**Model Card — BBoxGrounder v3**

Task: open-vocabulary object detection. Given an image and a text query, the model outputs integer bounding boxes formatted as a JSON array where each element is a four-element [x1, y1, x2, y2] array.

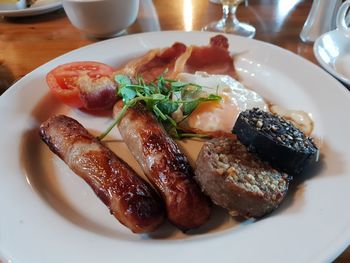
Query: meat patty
[[195, 137, 289, 218]]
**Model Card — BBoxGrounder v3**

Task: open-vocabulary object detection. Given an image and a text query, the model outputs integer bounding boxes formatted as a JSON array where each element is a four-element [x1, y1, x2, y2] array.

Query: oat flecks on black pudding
[[195, 137, 289, 218], [232, 108, 319, 175]]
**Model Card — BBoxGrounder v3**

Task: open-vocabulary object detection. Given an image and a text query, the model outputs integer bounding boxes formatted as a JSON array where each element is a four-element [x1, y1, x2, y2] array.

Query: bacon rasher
[[116, 35, 237, 82]]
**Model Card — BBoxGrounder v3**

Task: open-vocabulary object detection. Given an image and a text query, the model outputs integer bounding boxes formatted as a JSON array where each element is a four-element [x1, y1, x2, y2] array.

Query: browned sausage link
[[115, 102, 211, 230], [39, 115, 164, 233]]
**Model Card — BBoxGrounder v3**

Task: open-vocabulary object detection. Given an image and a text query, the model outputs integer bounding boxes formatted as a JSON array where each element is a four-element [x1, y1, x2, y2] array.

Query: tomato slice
[[46, 61, 115, 108]]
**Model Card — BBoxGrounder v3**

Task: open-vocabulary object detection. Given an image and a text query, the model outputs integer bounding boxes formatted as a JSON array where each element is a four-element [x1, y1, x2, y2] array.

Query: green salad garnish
[[98, 74, 221, 140]]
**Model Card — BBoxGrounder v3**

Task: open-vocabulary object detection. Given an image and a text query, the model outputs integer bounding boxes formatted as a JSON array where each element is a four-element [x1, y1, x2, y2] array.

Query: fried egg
[[176, 72, 269, 134]]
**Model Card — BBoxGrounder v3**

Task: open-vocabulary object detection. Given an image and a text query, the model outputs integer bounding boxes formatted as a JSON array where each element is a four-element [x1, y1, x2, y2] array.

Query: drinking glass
[[203, 0, 255, 38]]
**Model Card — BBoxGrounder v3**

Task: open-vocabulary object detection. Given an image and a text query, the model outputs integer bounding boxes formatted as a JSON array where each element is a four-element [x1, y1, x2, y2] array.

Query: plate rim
[[0, 0, 62, 17]]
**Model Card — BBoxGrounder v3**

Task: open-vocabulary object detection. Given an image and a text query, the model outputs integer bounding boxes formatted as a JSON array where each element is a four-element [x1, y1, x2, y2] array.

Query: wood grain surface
[[0, 0, 348, 261]]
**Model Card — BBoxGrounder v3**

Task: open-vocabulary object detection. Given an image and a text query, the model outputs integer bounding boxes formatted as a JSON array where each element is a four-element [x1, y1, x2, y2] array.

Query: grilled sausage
[[114, 102, 211, 230], [39, 115, 164, 233]]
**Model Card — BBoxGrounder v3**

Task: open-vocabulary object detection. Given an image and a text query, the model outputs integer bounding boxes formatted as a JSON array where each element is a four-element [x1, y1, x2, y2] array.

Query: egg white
[[176, 72, 269, 133]]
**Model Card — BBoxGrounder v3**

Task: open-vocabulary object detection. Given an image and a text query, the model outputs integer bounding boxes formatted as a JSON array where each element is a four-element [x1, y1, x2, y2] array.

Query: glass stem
[[222, 4, 239, 26]]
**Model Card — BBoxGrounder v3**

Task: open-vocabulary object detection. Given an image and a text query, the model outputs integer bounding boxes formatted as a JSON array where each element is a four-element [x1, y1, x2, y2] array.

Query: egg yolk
[[187, 95, 240, 133]]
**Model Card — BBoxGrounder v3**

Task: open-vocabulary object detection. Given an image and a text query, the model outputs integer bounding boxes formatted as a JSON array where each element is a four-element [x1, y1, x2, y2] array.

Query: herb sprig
[[98, 74, 221, 140]]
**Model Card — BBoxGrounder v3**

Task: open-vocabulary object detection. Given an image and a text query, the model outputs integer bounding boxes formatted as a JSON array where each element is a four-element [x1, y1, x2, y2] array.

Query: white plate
[[1, 31, 350, 263], [314, 29, 350, 86], [0, 0, 62, 17], [313, 0, 350, 86]]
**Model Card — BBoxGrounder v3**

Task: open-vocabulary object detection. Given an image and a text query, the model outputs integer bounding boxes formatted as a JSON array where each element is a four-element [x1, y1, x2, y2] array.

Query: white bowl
[[63, 0, 139, 38], [314, 1, 350, 85]]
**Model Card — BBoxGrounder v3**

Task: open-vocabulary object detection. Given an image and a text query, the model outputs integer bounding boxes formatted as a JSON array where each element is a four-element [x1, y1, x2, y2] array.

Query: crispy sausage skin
[[115, 102, 211, 230], [39, 115, 164, 233]]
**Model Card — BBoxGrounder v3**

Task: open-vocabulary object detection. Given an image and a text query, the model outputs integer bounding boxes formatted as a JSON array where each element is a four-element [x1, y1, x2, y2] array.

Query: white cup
[[336, 0, 350, 33], [63, 0, 139, 38]]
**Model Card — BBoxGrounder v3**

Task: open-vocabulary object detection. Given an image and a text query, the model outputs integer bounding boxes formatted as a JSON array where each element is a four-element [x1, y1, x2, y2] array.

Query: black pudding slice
[[232, 108, 319, 175]]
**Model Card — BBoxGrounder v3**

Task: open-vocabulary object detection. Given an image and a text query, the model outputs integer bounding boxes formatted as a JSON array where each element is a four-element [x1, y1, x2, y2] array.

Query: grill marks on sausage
[[141, 131, 191, 176], [128, 103, 192, 177], [115, 102, 211, 230], [39, 115, 164, 233]]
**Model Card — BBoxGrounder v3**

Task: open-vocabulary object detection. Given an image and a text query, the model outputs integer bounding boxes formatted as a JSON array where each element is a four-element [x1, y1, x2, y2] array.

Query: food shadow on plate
[[147, 205, 245, 240], [275, 140, 345, 215]]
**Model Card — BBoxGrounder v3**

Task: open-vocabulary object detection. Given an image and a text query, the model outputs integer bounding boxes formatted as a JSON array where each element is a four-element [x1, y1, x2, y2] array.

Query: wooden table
[[0, 0, 321, 95], [0, 0, 348, 261]]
